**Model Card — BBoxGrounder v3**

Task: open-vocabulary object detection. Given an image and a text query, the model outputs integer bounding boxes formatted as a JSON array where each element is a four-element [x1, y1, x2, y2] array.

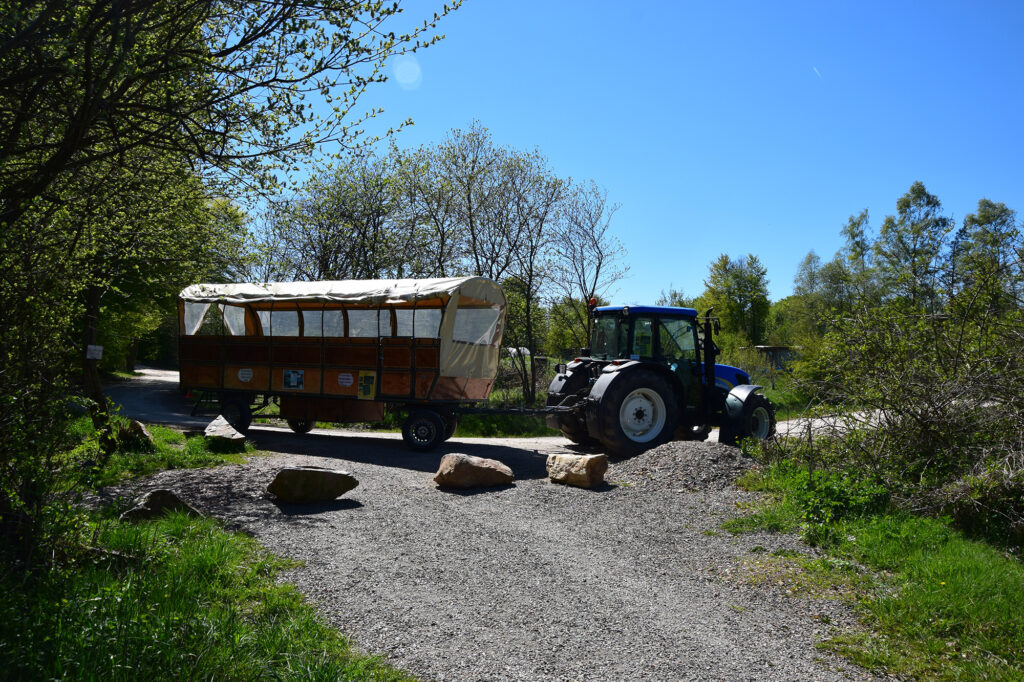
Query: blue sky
[[356, 1, 1024, 304]]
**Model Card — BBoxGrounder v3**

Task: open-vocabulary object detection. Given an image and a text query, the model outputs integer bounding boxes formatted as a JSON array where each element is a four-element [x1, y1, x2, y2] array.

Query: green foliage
[[772, 183, 1024, 542], [0, 514, 414, 681], [699, 253, 771, 345], [1, 0, 462, 566], [729, 459, 1024, 680], [730, 453, 888, 546]]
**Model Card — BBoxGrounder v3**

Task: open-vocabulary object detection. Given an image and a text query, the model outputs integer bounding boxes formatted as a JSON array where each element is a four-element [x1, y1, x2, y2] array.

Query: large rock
[[546, 453, 608, 489], [268, 466, 359, 503], [204, 415, 246, 452], [120, 489, 204, 522], [434, 453, 514, 489]]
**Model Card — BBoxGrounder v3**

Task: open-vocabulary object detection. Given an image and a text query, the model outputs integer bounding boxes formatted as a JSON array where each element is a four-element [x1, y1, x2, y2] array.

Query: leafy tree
[[700, 253, 771, 346], [655, 288, 696, 309], [874, 182, 951, 311], [0, 0, 460, 565], [949, 199, 1022, 316]]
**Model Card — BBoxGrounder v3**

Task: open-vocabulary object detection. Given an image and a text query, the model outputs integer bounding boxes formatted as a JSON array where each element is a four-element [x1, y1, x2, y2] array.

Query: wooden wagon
[[178, 277, 506, 450]]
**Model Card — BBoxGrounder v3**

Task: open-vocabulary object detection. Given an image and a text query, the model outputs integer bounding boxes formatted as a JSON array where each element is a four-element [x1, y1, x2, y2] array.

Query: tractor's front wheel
[[597, 370, 679, 458], [720, 392, 776, 446]]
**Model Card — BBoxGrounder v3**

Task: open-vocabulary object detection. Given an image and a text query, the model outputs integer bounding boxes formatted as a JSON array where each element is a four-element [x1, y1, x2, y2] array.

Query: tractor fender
[[583, 362, 685, 438], [722, 384, 765, 423]]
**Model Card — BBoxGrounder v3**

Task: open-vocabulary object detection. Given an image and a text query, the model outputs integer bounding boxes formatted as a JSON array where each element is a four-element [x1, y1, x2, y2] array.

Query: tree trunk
[[82, 285, 116, 456]]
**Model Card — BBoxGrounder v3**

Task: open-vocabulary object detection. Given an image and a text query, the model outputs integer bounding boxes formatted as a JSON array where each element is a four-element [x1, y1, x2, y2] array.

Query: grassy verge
[[6, 417, 415, 681], [0, 512, 413, 681], [725, 459, 1024, 680]]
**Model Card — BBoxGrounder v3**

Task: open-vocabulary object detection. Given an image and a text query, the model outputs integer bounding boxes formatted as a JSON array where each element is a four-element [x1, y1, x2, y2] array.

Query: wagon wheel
[[219, 395, 252, 433], [286, 418, 314, 434], [441, 412, 458, 441], [402, 409, 446, 452]]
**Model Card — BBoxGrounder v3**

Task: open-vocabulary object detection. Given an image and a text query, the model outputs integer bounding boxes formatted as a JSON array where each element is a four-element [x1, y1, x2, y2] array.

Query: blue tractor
[[545, 305, 776, 457]]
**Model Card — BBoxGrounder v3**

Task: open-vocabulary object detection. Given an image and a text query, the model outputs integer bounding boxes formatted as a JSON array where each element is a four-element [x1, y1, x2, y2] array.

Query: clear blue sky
[[355, 0, 1024, 304]]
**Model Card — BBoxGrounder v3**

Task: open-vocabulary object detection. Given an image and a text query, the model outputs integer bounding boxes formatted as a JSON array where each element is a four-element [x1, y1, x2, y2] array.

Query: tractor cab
[[589, 306, 703, 409]]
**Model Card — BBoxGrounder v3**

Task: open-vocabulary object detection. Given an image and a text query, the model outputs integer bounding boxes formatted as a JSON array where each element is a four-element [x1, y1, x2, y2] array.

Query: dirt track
[[101, 369, 880, 681]]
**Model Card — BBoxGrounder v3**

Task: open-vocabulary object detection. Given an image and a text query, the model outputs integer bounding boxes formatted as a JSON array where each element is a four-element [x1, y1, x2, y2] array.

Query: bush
[[797, 307, 1024, 545]]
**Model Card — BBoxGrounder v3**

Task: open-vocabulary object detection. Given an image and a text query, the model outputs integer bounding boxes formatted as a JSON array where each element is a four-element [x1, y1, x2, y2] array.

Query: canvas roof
[[179, 277, 504, 307]]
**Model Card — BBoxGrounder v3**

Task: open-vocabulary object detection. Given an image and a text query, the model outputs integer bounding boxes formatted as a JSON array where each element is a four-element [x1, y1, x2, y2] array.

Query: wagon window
[[414, 309, 442, 338], [453, 305, 501, 345], [348, 309, 391, 337], [395, 309, 414, 336], [183, 302, 210, 335], [197, 304, 224, 335], [323, 310, 344, 337], [257, 310, 300, 337], [302, 310, 323, 337], [221, 305, 246, 336]]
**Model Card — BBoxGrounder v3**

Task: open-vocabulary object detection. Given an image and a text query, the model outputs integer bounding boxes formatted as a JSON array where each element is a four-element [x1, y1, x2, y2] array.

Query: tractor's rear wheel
[[597, 370, 679, 458], [546, 393, 598, 445]]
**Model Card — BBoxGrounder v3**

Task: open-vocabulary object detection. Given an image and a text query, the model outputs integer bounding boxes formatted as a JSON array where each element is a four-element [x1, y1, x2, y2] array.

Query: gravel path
[[98, 424, 882, 682]]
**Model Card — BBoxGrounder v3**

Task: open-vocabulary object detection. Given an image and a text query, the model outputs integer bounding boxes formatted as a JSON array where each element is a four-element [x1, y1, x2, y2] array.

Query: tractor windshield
[[591, 315, 627, 360]]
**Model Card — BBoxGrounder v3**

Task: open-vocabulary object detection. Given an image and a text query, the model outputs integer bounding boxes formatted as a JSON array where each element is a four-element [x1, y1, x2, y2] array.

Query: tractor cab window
[[658, 317, 697, 362], [591, 315, 627, 359], [631, 318, 654, 358]]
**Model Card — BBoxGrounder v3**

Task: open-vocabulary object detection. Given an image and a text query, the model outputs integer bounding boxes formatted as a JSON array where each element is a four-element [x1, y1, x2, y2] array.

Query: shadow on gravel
[[245, 429, 553, 481], [273, 499, 364, 515], [435, 484, 516, 496]]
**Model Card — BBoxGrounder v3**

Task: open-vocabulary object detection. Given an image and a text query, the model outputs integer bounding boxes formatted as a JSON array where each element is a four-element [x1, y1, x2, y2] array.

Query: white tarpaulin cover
[[179, 277, 500, 306]]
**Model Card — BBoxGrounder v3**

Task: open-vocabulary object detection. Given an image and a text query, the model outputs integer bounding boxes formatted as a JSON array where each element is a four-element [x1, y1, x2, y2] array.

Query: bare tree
[[504, 151, 563, 402], [549, 180, 629, 350]]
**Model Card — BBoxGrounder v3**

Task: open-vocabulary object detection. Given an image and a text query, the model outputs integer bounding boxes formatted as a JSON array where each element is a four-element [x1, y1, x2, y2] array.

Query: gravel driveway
[[100, 417, 881, 681]]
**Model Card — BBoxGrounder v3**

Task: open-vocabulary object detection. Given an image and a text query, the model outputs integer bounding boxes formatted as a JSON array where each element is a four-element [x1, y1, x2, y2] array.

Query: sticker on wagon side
[[357, 371, 376, 400], [337, 372, 354, 387], [283, 369, 304, 390], [237, 368, 253, 383]]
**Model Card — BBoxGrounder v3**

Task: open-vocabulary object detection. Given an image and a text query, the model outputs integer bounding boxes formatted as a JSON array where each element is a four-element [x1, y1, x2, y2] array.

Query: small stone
[[433, 453, 514, 489], [268, 466, 359, 502], [204, 415, 246, 452], [546, 453, 608, 488], [120, 489, 203, 522]]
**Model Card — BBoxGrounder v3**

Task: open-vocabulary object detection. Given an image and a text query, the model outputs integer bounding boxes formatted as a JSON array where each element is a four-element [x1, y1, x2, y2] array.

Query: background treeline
[[247, 121, 628, 404], [769, 182, 1024, 544]]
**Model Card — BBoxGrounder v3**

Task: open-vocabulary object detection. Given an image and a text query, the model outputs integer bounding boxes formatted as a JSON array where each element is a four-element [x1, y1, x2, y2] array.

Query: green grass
[[0, 513, 414, 681], [727, 460, 1024, 680], [63, 416, 249, 488]]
